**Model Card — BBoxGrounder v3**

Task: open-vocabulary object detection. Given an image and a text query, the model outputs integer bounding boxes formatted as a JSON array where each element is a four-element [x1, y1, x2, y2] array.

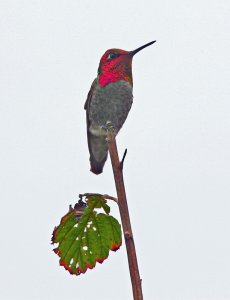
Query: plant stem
[[106, 123, 143, 300]]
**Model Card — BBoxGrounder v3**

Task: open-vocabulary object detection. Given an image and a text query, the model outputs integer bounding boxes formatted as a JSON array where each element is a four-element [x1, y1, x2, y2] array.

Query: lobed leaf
[[52, 194, 121, 275]]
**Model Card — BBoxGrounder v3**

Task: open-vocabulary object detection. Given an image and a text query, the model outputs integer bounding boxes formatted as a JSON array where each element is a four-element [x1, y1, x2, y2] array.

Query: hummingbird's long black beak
[[130, 40, 156, 56]]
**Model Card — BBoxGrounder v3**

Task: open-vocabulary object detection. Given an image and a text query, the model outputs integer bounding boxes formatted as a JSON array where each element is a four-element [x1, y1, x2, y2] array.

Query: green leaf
[[102, 202, 110, 214], [52, 194, 121, 275]]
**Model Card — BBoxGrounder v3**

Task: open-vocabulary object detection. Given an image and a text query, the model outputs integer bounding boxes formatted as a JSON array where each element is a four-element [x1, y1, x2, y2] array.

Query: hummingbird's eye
[[107, 53, 119, 60]]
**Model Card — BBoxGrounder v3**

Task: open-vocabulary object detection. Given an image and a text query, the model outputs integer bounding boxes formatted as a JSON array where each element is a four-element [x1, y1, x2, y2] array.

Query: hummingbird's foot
[[106, 122, 117, 143], [105, 121, 117, 141], [106, 121, 116, 133]]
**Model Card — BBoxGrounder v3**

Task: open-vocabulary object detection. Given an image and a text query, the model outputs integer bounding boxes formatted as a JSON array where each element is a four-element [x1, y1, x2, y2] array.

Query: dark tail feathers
[[90, 154, 108, 175]]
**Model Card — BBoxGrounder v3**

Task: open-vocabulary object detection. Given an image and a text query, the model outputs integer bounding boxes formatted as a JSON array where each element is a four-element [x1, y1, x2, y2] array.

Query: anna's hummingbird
[[84, 41, 156, 174]]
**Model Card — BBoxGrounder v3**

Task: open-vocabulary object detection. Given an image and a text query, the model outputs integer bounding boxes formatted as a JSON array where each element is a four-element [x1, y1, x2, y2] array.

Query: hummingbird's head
[[98, 48, 132, 87], [97, 41, 156, 87]]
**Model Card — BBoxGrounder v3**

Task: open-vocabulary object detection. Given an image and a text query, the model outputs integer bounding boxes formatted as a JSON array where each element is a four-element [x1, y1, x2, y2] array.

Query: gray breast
[[89, 80, 133, 133]]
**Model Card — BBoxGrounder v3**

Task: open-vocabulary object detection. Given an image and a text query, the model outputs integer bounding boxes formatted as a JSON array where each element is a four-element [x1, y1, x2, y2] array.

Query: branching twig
[[120, 148, 127, 170], [106, 121, 143, 300], [79, 193, 118, 203]]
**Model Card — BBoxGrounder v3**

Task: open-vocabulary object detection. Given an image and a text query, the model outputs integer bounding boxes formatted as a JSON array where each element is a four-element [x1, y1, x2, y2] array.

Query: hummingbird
[[84, 41, 156, 174]]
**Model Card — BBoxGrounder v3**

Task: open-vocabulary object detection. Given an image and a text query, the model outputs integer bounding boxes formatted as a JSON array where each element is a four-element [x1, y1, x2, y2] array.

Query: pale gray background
[[0, 1, 229, 299]]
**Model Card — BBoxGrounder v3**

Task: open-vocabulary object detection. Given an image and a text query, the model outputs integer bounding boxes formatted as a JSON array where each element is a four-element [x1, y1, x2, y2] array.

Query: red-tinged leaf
[[52, 194, 121, 275]]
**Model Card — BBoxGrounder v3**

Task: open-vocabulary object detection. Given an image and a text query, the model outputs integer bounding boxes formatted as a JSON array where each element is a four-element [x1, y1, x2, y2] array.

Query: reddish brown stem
[[106, 123, 143, 300]]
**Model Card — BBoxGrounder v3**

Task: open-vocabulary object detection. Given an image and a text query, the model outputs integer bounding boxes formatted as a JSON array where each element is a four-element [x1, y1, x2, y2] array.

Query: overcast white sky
[[0, 1, 230, 299]]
